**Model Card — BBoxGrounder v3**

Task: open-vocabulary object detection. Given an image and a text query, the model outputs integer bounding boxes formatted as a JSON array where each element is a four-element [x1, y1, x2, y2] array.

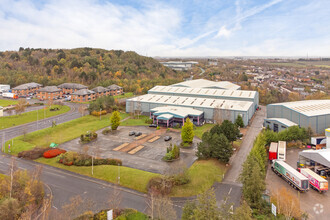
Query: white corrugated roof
[[300, 149, 330, 168], [265, 118, 298, 127], [149, 85, 256, 99], [151, 106, 203, 118], [269, 100, 330, 117], [129, 94, 253, 111], [171, 79, 241, 90]]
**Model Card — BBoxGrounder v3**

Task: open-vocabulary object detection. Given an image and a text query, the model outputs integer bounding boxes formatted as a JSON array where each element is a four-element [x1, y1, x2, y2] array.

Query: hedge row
[[59, 151, 122, 166]]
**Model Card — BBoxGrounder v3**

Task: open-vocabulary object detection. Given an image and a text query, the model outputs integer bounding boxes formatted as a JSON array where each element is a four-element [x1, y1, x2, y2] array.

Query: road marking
[[228, 187, 232, 195], [52, 206, 58, 210]]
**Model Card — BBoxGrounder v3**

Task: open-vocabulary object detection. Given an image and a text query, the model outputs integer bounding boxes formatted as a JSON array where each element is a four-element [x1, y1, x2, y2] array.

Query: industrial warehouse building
[[126, 79, 258, 127], [266, 100, 330, 134]]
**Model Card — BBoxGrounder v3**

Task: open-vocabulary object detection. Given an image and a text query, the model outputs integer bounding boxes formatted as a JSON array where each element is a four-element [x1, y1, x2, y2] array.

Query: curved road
[[0, 103, 266, 219]]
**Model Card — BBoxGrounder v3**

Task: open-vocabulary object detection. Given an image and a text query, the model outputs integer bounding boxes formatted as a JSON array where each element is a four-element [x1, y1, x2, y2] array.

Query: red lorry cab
[[269, 142, 278, 161]]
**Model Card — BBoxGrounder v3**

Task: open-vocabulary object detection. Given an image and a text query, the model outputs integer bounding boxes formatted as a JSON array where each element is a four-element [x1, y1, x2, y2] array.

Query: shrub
[[147, 176, 173, 195], [43, 148, 66, 158], [80, 131, 98, 143], [102, 128, 111, 135], [18, 147, 52, 160], [156, 126, 160, 130], [163, 144, 180, 161], [50, 107, 60, 111], [144, 118, 153, 124]]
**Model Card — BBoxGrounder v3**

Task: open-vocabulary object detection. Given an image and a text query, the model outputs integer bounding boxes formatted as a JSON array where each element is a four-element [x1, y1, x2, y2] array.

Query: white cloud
[[0, 0, 181, 54], [215, 26, 231, 38]]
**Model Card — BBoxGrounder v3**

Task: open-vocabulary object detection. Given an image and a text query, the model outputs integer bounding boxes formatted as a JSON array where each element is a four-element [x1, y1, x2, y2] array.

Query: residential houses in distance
[[7, 82, 123, 102]]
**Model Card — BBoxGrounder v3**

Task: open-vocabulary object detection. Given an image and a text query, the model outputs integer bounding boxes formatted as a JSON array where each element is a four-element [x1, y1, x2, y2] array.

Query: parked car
[[129, 131, 135, 136], [149, 124, 157, 128], [164, 136, 172, 141], [135, 132, 142, 137]]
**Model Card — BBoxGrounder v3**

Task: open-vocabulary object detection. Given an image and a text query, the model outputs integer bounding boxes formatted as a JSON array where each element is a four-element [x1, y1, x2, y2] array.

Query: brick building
[[58, 83, 87, 94], [107, 84, 123, 96], [71, 89, 96, 103], [36, 86, 63, 101], [12, 82, 42, 97], [91, 86, 110, 98]]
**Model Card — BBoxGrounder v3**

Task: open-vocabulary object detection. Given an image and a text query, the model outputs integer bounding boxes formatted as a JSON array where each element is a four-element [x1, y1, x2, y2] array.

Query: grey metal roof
[[129, 94, 253, 111], [92, 86, 109, 93], [58, 83, 87, 90], [268, 100, 330, 117], [107, 84, 122, 90], [149, 85, 257, 100], [38, 86, 61, 93], [13, 82, 42, 90], [72, 89, 95, 96], [171, 79, 241, 90], [300, 149, 330, 168], [264, 118, 298, 127]]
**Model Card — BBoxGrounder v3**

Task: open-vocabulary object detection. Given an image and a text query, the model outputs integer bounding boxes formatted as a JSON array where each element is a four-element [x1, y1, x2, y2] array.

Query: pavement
[[59, 126, 199, 174], [0, 102, 82, 144], [214, 106, 266, 209]]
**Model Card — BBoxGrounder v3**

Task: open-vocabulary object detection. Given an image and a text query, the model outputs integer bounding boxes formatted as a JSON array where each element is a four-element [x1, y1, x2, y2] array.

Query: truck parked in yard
[[277, 141, 286, 161], [272, 160, 309, 192], [2, 92, 18, 99], [269, 142, 278, 161], [298, 168, 328, 193]]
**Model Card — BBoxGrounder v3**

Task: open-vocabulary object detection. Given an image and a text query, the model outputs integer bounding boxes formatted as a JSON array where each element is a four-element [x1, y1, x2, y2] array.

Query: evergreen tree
[[210, 120, 239, 143], [235, 114, 244, 128], [110, 111, 121, 130], [210, 133, 233, 163], [181, 118, 194, 144], [193, 188, 220, 220]]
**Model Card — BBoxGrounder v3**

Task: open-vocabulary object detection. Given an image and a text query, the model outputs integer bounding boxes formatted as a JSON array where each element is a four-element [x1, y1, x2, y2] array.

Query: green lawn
[[35, 157, 159, 193], [114, 92, 134, 99], [4, 113, 130, 155], [194, 123, 215, 139], [120, 115, 149, 126], [0, 105, 70, 130], [0, 99, 18, 107], [170, 159, 226, 197]]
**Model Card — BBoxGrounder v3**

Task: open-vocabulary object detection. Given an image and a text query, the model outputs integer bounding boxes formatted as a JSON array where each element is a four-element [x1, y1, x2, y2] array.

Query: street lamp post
[[118, 164, 120, 185]]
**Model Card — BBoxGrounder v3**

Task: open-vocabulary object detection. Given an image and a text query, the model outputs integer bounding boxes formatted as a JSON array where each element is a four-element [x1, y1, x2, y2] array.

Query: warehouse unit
[[148, 85, 258, 109], [170, 79, 241, 90], [266, 100, 330, 134], [264, 118, 298, 132], [126, 94, 254, 126]]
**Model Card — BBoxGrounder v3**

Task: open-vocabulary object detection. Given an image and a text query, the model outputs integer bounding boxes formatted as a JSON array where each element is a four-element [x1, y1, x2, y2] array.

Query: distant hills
[[0, 48, 185, 94]]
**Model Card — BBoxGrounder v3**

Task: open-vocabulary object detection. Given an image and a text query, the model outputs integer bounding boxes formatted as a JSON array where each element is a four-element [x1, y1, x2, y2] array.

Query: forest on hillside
[[0, 47, 187, 94]]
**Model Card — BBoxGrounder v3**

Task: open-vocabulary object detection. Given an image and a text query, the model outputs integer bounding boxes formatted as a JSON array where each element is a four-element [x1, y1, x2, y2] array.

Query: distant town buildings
[[160, 61, 198, 71]]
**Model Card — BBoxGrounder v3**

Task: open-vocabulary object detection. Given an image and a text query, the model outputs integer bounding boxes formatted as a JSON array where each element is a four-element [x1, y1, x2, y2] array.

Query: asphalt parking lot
[[59, 126, 200, 174], [265, 148, 330, 220]]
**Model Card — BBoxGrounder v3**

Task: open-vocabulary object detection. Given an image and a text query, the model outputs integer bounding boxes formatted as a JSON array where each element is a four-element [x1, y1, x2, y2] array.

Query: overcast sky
[[1, 0, 330, 57]]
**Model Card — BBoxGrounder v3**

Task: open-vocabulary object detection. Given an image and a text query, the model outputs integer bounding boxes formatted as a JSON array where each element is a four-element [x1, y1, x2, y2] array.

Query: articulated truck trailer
[[298, 168, 328, 193], [272, 160, 309, 192]]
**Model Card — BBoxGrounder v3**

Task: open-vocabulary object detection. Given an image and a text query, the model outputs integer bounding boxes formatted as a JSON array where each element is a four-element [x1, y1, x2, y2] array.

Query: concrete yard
[[59, 126, 200, 174], [266, 148, 330, 220]]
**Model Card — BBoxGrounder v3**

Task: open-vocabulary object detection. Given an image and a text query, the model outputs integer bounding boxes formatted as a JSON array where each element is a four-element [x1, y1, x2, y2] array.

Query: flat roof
[[151, 106, 203, 118], [157, 114, 174, 120], [129, 94, 253, 112], [171, 79, 241, 90], [269, 100, 330, 117], [149, 86, 257, 100], [265, 118, 298, 127]]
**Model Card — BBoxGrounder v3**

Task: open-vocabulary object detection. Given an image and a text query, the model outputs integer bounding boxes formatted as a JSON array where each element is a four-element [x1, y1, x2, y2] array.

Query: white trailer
[[277, 141, 286, 161], [299, 168, 328, 193]]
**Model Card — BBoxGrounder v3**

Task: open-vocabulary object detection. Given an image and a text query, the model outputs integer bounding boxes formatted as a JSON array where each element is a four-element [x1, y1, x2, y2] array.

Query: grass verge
[[0, 99, 18, 107], [0, 105, 70, 130], [120, 115, 149, 126], [35, 157, 159, 193], [4, 113, 130, 155], [114, 92, 134, 99], [170, 159, 226, 197], [194, 124, 215, 139]]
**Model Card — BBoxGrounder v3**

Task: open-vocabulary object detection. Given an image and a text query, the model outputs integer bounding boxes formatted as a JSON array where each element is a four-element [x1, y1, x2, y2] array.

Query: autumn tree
[[110, 110, 121, 130], [181, 118, 194, 144], [15, 98, 27, 115], [271, 187, 302, 220]]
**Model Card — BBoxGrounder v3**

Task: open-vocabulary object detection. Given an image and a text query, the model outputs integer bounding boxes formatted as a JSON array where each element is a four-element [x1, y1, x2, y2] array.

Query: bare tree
[[146, 192, 177, 220], [134, 98, 142, 119], [108, 185, 122, 211], [213, 103, 223, 124], [78, 105, 87, 116], [46, 99, 54, 109], [15, 98, 27, 115]]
